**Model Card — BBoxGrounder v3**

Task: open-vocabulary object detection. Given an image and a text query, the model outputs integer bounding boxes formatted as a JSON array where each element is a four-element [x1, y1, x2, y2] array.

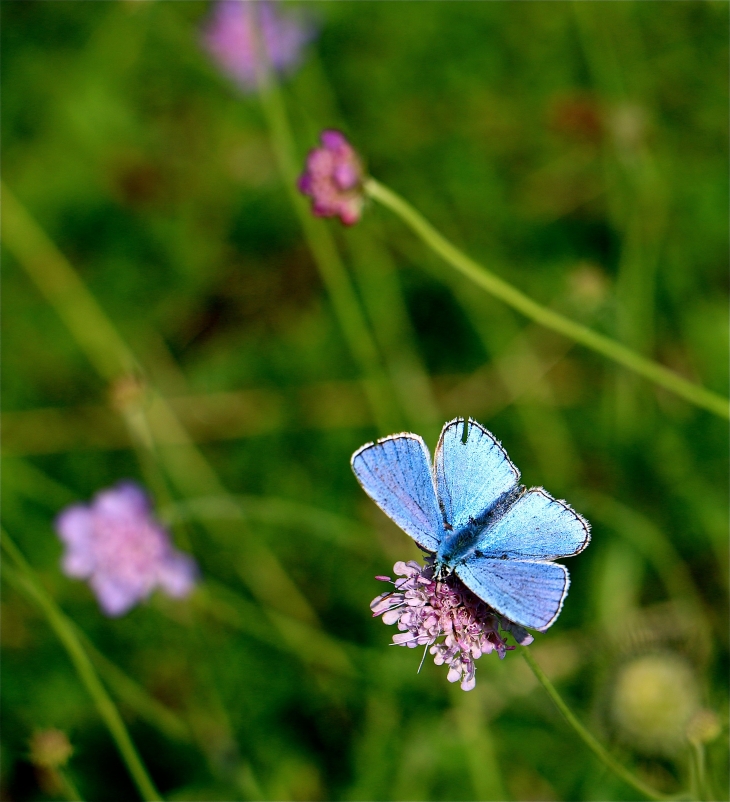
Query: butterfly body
[[435, 523, 481, 574], [352, 417, 590, 632], [435, 483, 526, 571]]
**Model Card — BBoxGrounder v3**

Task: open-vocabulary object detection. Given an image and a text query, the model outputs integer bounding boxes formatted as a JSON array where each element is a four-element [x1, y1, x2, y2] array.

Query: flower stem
[[1, 182, 326, 633], [1, 183, 138, 383], [58, 768, 85, 802], [2, 559, 192, 745], [365, 177, 729, 420], [251, 20, 400, 433], [521, 649, 675, 801], [1, 530, 161, 801], [291, 50, 441, 428]]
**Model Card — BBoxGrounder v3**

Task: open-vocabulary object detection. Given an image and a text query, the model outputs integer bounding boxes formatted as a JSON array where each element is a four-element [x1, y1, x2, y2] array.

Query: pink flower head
[[55, 482, 198, 617], [201, 0, 314, 93], [371, 558, 533, 691], [298, 130, 365, 225]]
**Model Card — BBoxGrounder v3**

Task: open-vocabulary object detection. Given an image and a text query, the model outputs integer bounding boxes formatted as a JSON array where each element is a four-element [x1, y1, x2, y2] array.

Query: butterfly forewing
[[456, 558, 569, 631], [476, 488, 590, 560], [351, 434, 442, 553], [435, 418, 520, 531]]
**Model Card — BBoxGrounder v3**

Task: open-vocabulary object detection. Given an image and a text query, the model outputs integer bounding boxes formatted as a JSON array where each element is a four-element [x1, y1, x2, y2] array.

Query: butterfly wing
[[456, 557, 569, 631], [351, 433, 443, 553], [435, 418, 520, 531], [476, 487, 590, 560]]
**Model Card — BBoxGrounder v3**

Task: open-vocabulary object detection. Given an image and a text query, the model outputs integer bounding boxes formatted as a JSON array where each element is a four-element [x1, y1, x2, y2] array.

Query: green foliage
[[2, 2, 727, 800]]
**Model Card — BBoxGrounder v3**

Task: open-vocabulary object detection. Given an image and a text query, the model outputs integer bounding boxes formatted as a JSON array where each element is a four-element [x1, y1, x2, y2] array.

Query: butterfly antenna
[[461, 418, 470, 444]]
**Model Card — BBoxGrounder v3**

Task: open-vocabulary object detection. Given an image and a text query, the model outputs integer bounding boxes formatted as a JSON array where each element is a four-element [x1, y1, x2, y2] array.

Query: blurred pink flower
[[298, 130, 365, 225], [202, 0, 314, 92], [55, 482, 197, 617], [371, 558, 533, 691]]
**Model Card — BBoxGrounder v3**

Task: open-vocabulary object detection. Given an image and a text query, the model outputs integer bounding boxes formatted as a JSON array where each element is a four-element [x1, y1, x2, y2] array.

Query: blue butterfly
[[351, 417, 590, 632]]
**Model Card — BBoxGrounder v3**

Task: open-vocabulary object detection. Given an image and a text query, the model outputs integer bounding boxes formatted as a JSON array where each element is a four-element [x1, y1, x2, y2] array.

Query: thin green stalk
[[572, 2, 669, 437], [1, 184, 138, 382], [292, 51, 441, 428], [1, 185, 324, 628], [694, 740, 716, 802], [447, 270, 580, 487], [688, 742, 705, 802], [161, 494, 371, 554], [346, 226, 442, 429], [251, 26, 399, 433], [198, 579, 356, 677], [365, 177, 729, 420], [77, 627, 192, 744], [3, 559, 191, 744], [58, 768, 85, 802], [521, 649, 676, 801], [3, 161, 324, 791], [1, 531, 160, 801], [118, 400, 198, 558]]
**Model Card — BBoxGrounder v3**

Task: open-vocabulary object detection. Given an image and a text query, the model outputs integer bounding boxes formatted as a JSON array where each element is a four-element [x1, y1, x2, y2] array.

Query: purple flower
[[298, 130, 365, 226], [201, 0, 314, 93], [55, 482, 197, 617], [371, 558, 533, 691]]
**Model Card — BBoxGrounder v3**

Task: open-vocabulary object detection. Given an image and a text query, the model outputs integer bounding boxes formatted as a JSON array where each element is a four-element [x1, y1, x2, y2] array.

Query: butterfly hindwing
[[435, 418, 520, 531], [476, 487, 590, 560], [456, 557, 569, 631], [351, 434, 442, 553]]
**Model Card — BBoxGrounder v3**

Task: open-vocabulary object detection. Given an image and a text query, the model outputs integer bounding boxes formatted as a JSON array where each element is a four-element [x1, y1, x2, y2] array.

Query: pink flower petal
[[371, 556, 533, 691], [382, 609, 401, 626], [54, 482, 198, 617], [91, 574, 143, 618], [157, 553, 197, 599], [298, 130, 364, 225], [55, 505, 95, 578]]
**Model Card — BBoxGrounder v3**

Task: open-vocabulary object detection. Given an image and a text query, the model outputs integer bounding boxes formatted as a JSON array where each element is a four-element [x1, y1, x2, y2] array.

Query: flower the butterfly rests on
[[352, 417, 590, 689], [371, 558, 534, 691]]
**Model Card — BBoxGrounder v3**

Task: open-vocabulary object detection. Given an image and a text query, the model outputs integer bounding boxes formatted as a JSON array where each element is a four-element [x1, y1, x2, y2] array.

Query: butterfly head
[[432, 557, 455, 581]]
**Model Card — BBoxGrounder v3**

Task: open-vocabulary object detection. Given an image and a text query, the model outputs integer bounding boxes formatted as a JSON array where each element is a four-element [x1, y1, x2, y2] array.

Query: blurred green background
[[2, 2, 728, 800]]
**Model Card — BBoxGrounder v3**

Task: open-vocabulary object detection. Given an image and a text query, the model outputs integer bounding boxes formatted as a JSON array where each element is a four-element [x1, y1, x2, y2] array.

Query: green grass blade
[[1, 532, 161, 802], [522, 649, 683, 801], [365, 177, 729, 420]]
